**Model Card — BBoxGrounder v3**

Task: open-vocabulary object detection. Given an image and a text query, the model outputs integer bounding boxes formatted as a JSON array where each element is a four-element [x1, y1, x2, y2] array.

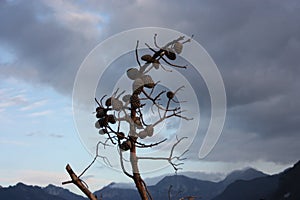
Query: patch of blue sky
[[0, 77, 92, 184], [95, 12, 110, 31], [0, 45, 16, 64]]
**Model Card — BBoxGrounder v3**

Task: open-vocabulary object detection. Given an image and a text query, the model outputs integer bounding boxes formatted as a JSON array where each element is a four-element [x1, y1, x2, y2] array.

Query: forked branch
[[62, 164, 97, 200], [137, 136, 188, 172]]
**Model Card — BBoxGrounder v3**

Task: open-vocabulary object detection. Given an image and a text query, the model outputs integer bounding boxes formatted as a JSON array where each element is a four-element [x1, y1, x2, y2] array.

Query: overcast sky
[[1, 0, 299, 194]]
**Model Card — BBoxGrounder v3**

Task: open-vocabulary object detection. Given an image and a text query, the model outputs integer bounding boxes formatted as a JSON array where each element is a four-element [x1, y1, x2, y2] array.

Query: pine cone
[[111, 98, 123, 111], [127, 68, 140, 80], [141, 75, 155, 88], [173, 42, 183, 54], [145, 125, 154, 137], [138, 130, 147, 139]]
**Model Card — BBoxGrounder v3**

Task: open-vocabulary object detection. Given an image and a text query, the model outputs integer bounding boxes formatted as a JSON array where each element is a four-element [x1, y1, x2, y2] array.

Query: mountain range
[[95, 167, 267, 200], [0, 160, 299, 200]]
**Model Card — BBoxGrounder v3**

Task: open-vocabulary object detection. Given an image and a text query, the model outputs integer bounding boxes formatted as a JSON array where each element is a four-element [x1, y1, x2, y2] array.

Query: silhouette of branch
[[137, 136, 188, 172], [118, 144, 134, 179], [78, 141, 112, 178], [136, 40, 142, 69], [135, 138, 167, 148], [62, 164, 97, 200], [141, 179, 153, 200]]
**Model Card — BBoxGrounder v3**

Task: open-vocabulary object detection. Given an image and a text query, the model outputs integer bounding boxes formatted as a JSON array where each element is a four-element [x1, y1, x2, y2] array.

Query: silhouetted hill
[[111, 171, 225, 189], [43, 184, 87, 200], [220, 167, 267, 186], [271, 161, 300, 200], [1, 162, 297, 200], [0, 183, 86, 200], [94, 182, 138, 200], [213, 175, 279, 200], [0, 183, 66, 200], [213, 161, 300, 200], [150, 175, 218, 199], [94, 167, 267, 200]]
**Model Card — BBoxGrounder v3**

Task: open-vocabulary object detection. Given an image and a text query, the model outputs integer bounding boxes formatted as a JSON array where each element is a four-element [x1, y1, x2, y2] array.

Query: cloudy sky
[[1, 0, 300, 194]]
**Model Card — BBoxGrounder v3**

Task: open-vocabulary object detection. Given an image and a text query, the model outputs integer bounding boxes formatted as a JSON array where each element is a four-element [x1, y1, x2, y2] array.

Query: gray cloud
[[1, 0, 299, 165], [0, 0, 103, 94], [202, 128, 300, 164]]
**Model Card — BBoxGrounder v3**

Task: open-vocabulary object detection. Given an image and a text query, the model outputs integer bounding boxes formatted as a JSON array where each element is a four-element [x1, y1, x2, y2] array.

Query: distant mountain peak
[[43, 184, 86, 200], [212, 160, 300, 200], [16, 182, 27, 187], [107, 182, 117, 187], [156, 174, 199, 186], [221, 167, 267, 185]]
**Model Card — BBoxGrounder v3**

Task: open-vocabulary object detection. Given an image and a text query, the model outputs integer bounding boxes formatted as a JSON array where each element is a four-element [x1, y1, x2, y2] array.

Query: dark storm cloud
[[0, 0, 103, 94], [1, 0, 299, 164], [98, 0, 300, 164], [203, 128, 300, 164]]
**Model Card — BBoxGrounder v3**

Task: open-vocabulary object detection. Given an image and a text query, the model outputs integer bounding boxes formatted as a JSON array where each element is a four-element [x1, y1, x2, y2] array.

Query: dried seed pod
[[95, 121, 101, 129], [174, 42, 183, 54], [127, 68, 140, 80], [138, 130, 147, 139], [105, 97, 112, 107], [167, 91, 175, 99], [119, 139, 132, 151], [153, 60, 160, 69], [107, 114, 116, 124], [111, 98, 123, 111], [141, 54, 153, 62], [96, 107, 106, 118], [141, 75, 155, 88], [130, 94, 141, 109], [145, 125, 154, 137], [122, 94, 131, 103], [117, 132, 125, 140], [98, 118, 108, 128], [132, 78, 144, 94], [165, 48, 176, 60], [99, 129, 107, 135]]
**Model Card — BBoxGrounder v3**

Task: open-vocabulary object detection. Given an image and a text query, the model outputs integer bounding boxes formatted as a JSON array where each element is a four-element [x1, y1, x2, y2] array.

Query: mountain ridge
[[212, 160, 300, 200], [1, 162, 298, 200], [94, 167, 267, 200]]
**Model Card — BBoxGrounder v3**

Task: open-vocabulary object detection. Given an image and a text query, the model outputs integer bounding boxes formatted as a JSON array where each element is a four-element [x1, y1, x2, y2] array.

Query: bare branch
[[137, 136, 188, 172], [62, 164, 97, 200], [118, 146, 134, 179], [136, 40, 142, 69], [135, 138, 167, 148], [153, 33, 160, 49], [141, 179, 153, 200], [78, 141, 112, 178], [161, 56, 187, 69]]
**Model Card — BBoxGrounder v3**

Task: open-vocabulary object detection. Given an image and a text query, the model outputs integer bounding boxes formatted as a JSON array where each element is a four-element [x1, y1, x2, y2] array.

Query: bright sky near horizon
[[1, 0, 300, 195]]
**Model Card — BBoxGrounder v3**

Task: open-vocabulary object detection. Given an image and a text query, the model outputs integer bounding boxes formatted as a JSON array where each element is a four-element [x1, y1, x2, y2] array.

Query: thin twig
[[136, 40, 142, 69], [137, 136, 188, 172], [78, 141, 112, 178]]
